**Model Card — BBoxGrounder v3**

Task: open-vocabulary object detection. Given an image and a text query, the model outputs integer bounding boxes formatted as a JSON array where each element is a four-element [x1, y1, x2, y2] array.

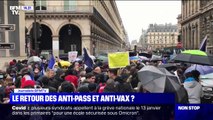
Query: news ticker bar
[[2, 104, 213, 120], [10, 93, 175, 104]]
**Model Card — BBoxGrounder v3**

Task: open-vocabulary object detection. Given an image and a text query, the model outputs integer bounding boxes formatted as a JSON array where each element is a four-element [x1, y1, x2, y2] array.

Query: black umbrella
[[138, 66, 188, 103], [129, 51, 137, 57], [138, 52, 152, 58], [159, 68, 188, 103], [173, 53, 213, 65], [158, 63, 178, 71]]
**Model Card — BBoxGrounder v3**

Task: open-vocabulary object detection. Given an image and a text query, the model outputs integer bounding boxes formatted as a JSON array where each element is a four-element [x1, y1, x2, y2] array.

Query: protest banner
[[68, 51, 78, 62], [108, 52, 129, 68]]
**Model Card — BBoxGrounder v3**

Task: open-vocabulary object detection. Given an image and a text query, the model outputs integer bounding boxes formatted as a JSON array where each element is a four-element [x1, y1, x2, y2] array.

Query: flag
[[173, 49, 177, 56], [162, 57, 167, 64], [169, 49, 177, 62], [83, 48, 94, 69], [172, 49, 177, 58], [48, 54, 55, 69], [41, 63, 46, 75], [199, 35, 207, 52]]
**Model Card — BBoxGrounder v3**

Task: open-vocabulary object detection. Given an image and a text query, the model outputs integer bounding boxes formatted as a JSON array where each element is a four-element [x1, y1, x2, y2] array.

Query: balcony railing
[[25, 5, 93, 14]]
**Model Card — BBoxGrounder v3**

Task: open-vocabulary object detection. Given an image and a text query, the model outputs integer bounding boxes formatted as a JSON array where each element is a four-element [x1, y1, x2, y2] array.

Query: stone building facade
[[180, 0, 201, 50], [138, 29, 147, 50], [145, 23, 178, 50], [180, 0, 213, 54], [0, 0, 25, 57], [24, 0, 127, 57]]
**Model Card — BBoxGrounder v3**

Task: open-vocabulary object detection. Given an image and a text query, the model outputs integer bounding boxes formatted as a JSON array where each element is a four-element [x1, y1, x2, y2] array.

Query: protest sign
[[108, 52, 129, 68], [68, 51, 78, 62]]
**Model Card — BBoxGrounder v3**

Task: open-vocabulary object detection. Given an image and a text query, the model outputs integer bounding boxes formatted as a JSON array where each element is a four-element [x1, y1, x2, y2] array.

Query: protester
[[58, 81, 75, 93], [103, 79, 118, 93], [114, 76, 133, 92], [175, 68, 185, 84], [0, 54, 208, 104], [93, 65, 102, 74], [191, 70, 201, 82], [40, 76, 57, 92], [77, 72, 96, 92], [20, 67, 34, 88], [96, 73, 107, 93], [49, 69, 65, 91], [88, 83, 97, 93], [108, 68, 118, 80], [128, 66, 139, 89], [33, 66, 42, 81], [37, 68, 55, 86], [183, 72, 203, 103], [64, 69, 79, 88], [0, 80, 5, 103]]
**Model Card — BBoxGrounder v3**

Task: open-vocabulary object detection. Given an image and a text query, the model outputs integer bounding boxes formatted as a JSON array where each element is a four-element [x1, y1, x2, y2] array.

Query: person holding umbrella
[[183, 71, 203, 104], [191, 70, 201, 82]]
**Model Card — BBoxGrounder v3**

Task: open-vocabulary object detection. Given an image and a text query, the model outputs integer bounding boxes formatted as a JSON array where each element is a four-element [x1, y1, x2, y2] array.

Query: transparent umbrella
[[27, 56, 42, 64]]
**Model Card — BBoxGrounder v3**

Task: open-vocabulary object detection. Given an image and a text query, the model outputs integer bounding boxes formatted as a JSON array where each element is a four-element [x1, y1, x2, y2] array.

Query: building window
[[36, 0, 47, 10], [64, 0, 77, 11]]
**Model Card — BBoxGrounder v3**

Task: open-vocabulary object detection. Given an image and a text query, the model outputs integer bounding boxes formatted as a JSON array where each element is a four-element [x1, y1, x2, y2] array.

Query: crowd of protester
[[0, 55, 204, 104]]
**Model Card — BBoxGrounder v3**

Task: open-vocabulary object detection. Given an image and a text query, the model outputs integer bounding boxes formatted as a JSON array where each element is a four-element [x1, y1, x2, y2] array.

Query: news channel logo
[[9, 6, 34, 15]]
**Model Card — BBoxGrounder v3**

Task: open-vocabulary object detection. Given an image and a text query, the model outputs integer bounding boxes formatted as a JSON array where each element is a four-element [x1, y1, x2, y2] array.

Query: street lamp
[[33, 0, 39, 56]]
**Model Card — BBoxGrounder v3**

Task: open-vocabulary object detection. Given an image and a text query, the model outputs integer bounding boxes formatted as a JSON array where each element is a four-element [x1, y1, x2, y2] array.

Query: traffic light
[[32, 22, 42, 39]]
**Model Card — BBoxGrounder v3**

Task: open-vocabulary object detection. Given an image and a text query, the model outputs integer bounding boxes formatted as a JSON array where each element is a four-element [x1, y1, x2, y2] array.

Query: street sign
[[0, 24, 15, 31], [0, 43, 15, 50]]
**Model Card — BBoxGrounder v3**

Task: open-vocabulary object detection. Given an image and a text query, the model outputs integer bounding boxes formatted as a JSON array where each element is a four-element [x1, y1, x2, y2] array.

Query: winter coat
[[77, 81, 90, 92], [0, 86, 5, 103], [49, 69, 65, 91], [115, 77, 133, 92], [49, 77, 64, 91], [183, 77, 203, 104]]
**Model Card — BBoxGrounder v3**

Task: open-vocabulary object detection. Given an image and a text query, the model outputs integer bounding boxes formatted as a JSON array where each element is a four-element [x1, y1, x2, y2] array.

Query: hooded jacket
[[183, 77, 203, 103], [49, 69, 65, 91]]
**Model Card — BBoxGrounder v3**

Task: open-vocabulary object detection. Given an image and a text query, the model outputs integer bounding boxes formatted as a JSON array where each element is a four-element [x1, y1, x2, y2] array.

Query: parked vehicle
[[200, 73, 213, 103]]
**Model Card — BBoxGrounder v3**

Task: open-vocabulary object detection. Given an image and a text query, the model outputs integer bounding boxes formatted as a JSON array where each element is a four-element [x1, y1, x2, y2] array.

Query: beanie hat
[[21, 80, 35, 88], [9, 61, 15, 66], [65, 75, 78, 88]]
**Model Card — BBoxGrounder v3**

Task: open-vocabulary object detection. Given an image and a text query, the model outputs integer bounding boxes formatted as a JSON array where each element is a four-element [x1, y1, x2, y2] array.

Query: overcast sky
[[116, 1, 181, 42]]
